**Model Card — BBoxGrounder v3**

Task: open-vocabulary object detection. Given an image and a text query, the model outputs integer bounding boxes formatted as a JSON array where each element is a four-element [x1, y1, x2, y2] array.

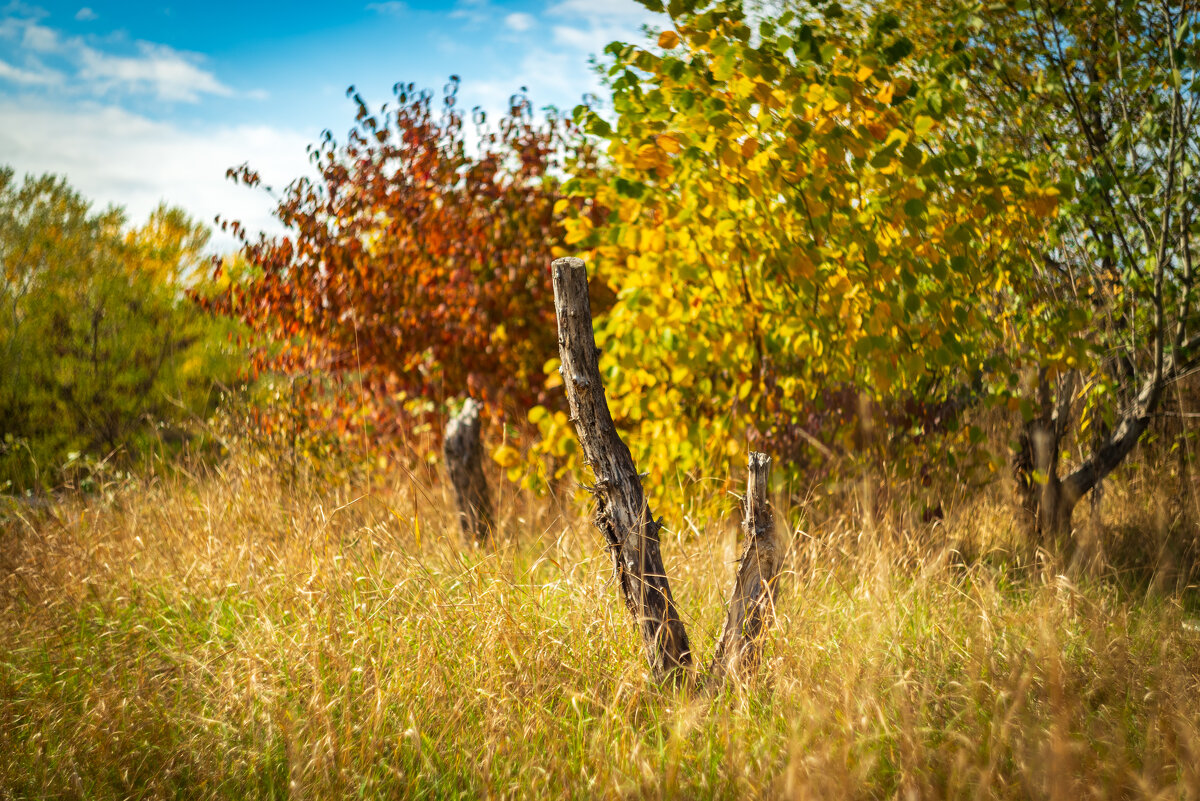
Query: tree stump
[[443, 398, 493, 544], [551, 257, 693, 684], [709, 452, 781, 687]]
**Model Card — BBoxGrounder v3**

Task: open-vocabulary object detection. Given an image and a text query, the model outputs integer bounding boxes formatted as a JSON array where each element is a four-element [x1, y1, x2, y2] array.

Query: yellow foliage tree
[[523, 2, 1059, 511]]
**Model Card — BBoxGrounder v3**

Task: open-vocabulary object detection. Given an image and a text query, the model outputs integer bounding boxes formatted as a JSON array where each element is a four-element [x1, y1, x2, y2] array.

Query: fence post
[[551, 257, 693, 684], [709, 452, 781, 687], [444, 398, 493, 543]]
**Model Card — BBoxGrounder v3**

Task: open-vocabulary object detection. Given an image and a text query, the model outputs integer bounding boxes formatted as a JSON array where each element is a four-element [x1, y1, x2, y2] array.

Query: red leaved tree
[[210, 79, 597, 448]]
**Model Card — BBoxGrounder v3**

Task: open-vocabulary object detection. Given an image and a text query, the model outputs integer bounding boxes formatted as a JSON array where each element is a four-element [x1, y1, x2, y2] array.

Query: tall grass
[[2, 449, 1199, 799]]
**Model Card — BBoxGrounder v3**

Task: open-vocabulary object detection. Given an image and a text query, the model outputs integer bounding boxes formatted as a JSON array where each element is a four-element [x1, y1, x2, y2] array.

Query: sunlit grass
[[2, 452, 1199, 799]]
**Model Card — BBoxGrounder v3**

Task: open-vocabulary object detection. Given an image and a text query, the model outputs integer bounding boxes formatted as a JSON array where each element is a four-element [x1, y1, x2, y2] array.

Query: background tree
[[215, 81, 600, 451], [0, 169, 239, 491], [908, 0, 1200, 545]]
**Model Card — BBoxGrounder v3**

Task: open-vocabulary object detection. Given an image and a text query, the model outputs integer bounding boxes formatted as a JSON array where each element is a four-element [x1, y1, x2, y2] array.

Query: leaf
[[492, 444, 521, 468]]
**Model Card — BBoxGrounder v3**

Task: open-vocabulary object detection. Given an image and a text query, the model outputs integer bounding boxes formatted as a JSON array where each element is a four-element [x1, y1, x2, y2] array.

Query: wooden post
[[443, 398, 493, 544], [551, 257, 693, 684], [709, 452, 781, 687]]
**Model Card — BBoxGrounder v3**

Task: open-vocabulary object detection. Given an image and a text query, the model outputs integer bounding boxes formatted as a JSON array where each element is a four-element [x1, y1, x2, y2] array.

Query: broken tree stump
[[443, 398, 493, 543], [551, 256, 693, 684], [709, 452, 781, 688]]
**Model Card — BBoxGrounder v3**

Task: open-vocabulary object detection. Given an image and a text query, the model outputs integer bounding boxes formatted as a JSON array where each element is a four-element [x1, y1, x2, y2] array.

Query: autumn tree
[[0, 170, 238, 491], [216, 81, 598, 448], [534, 0, 1056, 510]]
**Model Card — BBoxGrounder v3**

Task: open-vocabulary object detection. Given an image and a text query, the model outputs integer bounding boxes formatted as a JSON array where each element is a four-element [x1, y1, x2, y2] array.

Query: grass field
[[2, 452, 1199, 799]]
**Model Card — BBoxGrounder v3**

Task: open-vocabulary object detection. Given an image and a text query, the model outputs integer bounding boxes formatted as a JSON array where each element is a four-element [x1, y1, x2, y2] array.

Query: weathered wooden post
[[443, 398, 493, 543], [551, 257, 693, 684], [709, 451, 781, 687], [551, 256, 785, 690]]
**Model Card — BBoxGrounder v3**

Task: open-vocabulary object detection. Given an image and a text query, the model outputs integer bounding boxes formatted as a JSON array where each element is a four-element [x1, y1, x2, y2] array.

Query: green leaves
[[0, 171, 236, 490]]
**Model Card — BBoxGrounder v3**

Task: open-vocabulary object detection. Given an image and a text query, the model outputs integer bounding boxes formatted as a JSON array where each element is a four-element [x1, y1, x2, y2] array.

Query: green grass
[[2, 456, 1199, 799]]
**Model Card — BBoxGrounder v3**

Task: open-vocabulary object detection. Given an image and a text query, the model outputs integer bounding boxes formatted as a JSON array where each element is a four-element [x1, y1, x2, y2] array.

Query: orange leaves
[[656, 134, 682, 155], [217, 80, 596, 446]]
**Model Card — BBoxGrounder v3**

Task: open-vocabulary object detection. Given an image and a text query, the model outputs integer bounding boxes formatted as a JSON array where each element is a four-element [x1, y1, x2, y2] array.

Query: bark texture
[[443, 398, 493, 543], [709, 452, 781, 687], [551, 256, 692, 683], [1012, 369, 1077, 546]]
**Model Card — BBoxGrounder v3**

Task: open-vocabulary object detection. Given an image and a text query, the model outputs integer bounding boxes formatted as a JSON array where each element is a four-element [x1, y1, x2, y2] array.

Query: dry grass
[[2, 451, 1199, 800]]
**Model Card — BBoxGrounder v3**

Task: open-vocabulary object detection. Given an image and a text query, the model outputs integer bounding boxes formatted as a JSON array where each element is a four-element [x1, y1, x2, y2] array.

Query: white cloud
[[0, 12, 240, 103], [74, 7, 97, 22], [450, 0, 490, 26], [0, 55, 58, 85], [550, 22, 628, 56], [543, 0, 659, 61], [78, 41, 234, 102], [504, 12, 535, 32], [365, 1, 406, 15], [547, 0, 652, 23], [20, 19, 56, 51], [0, 98, 315, 251], [449, 0, 660, 120]]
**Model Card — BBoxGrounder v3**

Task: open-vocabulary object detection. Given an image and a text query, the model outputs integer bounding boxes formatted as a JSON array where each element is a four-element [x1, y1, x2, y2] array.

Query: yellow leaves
[[790, 248, 816, 280], [812, 116, 837, 136], [618, 197, 643, 224], [1028, 186, 1061, 217], [563, 216, 593, 245], [553, 198, 571, 215], [867, 301, 892, 336], [712, 268, 732, 292], [634, 139, 677, 179], [492, 444, 520, 469], [620, 226, 640, 251], [657, 134, 682, 155], [658, 29, 680, 49], [638, 227, 666, 253], [543, 356, 563, 389], [636, 143, 663, 171], [540, 11, 1060, 515]]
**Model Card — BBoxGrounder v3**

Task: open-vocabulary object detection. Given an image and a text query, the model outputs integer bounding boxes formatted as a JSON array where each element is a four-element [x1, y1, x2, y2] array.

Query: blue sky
[[0, 0, 663, 249]]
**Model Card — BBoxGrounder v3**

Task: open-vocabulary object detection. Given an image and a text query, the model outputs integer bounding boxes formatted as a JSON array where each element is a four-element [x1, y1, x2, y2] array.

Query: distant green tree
[[0, 168, 240, 491], [894, 0, 1200, 544]]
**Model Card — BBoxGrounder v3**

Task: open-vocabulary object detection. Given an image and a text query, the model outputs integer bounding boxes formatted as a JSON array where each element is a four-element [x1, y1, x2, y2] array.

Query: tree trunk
[[551, 257, 693, 684], [1013, 417, 1077, 547], [443, 398, 493, 544], [709, 452, 781, 688], [1013, 370, 1079, 547], [1012, 335, 1200, 554]]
